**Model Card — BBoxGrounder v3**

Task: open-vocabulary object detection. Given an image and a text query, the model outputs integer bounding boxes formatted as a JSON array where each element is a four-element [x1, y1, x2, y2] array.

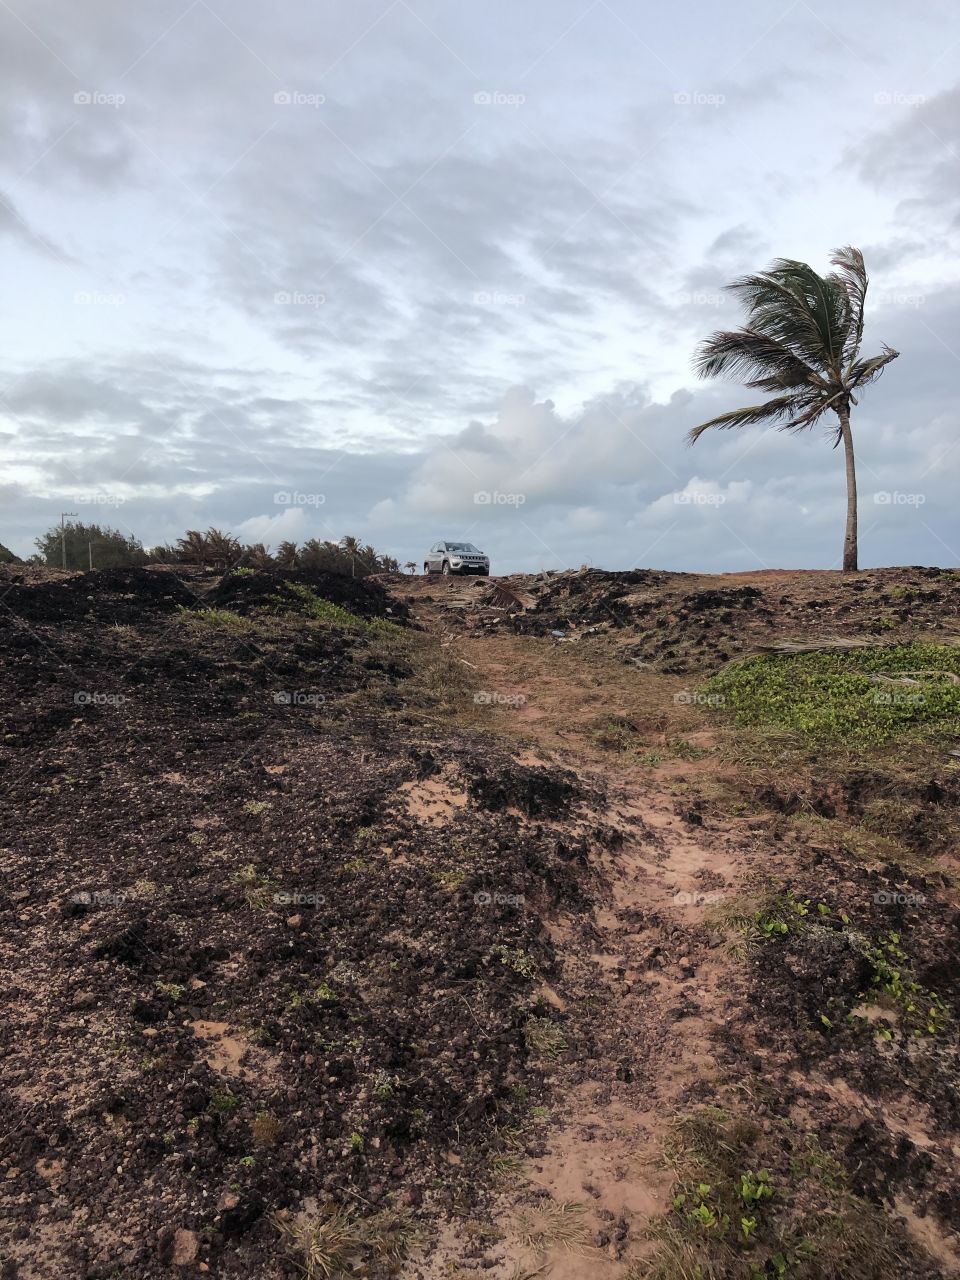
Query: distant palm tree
[[404, 561, 417, 575], [689, 246, 899, 571], [204, 528, 241, 571], [276, 541, 299, 568], [244, 542, 275, 570], [176, 530, 209, 567]]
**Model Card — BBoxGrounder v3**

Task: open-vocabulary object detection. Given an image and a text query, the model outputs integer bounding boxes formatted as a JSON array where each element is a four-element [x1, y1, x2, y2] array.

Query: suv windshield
[[446, 543, 478, 552]]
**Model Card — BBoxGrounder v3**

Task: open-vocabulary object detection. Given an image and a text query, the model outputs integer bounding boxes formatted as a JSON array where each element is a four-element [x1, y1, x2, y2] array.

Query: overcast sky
[[1, 0, 958, 572]]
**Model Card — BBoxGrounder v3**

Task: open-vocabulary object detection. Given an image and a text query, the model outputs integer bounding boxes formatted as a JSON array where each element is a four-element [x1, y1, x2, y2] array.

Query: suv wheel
[[441, 561, 451, 576]]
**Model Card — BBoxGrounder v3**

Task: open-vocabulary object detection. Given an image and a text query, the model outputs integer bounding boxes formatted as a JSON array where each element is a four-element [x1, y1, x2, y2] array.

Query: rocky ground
[[2, 564, 959, 1278]]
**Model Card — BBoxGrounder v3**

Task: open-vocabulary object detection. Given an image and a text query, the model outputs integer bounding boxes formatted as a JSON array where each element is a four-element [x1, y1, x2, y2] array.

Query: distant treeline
[[12, 522, 402, 578]]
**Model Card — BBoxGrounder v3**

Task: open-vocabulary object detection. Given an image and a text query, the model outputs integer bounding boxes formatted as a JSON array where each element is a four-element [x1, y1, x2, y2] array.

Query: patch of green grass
[[176, 605, 254, 630], [637, 1108, 915, 1279], [707, 644, 960, 747]]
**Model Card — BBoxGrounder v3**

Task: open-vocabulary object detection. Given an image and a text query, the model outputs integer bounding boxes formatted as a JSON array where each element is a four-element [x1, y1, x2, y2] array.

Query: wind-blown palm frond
[[829, 245, 868, 364], [847, 344, 900, 389], [687, 393, 830, 442], [694, 327, 826, 389]]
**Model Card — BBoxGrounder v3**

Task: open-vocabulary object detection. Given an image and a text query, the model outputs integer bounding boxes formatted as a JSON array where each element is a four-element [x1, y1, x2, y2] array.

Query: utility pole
[[60, 512, 78, 570], [88, 541, 93, 571]]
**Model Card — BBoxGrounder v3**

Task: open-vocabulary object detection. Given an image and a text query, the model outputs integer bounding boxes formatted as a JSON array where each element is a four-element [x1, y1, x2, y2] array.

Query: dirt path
[[403, 582, 760, 1277]]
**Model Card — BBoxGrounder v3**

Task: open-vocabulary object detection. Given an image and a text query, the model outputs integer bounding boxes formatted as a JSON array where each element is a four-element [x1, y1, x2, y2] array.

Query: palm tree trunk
[[837, 401, 858, 572]]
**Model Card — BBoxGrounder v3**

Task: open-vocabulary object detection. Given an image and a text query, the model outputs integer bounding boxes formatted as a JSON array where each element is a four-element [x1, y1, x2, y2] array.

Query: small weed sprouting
[[494, 945, 536, 978], [371, 1070, 398, 1101], [242, 799, 272, 816], [209, 1088, 239, 1118], [155, 980, 185, 1002]]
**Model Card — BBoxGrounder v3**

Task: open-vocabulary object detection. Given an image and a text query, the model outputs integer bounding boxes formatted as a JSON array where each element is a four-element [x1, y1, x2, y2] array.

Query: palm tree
[[404, 561, 417, 575], [276, 541, 299, 568], [244, 542, 275, 570], [204, 528, 241, 571], [688, 246, 899, 572], [176, 530, 209, 567]]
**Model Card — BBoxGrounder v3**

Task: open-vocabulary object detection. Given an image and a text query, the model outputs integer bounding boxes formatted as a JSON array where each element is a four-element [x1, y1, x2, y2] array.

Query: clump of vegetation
[[495, 946, 536, 979], [712, 890, 950, 1041], [176, 605, 253, 631], [860, 931, 949, 1038], [515, 1199, 591, 1253], [523, 1016, 566, 1059], [274, 1205, 421, 1278], [209, 1088, 239, 1118], [231, 863, 274, 908], [637, 1107, 913, 1279], [707, 644, 960, 746], [250, 1111, 280, 1148]]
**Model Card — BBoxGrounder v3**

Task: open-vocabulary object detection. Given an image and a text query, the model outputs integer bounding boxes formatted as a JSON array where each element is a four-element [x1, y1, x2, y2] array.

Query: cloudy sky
[[1, 0, 958, 572]]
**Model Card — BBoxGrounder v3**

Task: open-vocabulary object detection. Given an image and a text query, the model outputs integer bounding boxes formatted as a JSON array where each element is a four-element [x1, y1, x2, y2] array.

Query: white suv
[[423, 541, 490, 576]]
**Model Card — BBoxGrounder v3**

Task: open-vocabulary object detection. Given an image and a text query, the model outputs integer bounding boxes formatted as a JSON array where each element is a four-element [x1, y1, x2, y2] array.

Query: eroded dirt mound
[[207, 567, 410, 623], [0, 565, 198, 624], [404, 565, 960, 674]]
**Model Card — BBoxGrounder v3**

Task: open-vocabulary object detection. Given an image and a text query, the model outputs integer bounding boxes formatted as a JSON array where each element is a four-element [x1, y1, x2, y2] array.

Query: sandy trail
[[406, 587, 755, 1277]]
